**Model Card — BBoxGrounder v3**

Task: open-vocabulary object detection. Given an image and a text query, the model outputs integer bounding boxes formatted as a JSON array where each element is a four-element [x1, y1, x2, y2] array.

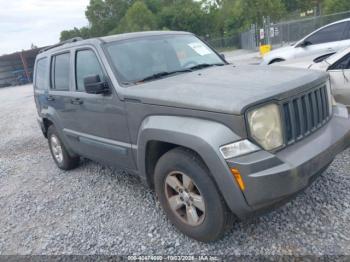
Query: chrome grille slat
[[282, 85, 330, 145]]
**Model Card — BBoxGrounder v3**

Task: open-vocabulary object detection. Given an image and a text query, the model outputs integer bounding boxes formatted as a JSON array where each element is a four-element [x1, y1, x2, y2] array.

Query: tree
[[158, 0, 206, 35], [59, 0, 288, 42], [111, 1, 157, 34], [60, 27, 91, 41], [215, 0, 285, 36], [324, 0, 350, 14], [85, 0, 134, 36]]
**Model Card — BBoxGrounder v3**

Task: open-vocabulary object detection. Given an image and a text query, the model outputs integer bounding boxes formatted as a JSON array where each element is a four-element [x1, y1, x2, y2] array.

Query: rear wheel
[[47, 125, 80, 170], [154, 147, 232, 242]]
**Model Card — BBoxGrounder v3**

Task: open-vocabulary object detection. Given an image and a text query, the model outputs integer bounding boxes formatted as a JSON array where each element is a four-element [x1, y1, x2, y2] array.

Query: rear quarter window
[[35, 58, 48, 90]]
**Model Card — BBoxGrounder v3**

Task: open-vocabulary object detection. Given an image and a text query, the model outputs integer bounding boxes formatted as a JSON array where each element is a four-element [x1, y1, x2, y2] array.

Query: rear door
[[295, 22, 348, 58], [48, 51, 80, 149], [64, 46, 135, 169]]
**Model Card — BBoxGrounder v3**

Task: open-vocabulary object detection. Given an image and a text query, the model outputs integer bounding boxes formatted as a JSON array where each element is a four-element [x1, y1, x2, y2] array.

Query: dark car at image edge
[[33, 31, 350, 242]]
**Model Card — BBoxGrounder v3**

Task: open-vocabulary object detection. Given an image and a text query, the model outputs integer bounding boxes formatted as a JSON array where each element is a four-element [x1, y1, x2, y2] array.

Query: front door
[[63, 47, 135, 170]]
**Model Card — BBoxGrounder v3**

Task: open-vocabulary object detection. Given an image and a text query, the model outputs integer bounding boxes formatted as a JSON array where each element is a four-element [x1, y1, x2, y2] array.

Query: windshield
[[105, 34, 225, 84]]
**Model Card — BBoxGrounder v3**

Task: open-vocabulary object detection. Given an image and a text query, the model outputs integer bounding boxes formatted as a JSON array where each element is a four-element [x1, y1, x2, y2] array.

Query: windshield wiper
[[187, 63, 225, 71], [136, 69, 193, 83]]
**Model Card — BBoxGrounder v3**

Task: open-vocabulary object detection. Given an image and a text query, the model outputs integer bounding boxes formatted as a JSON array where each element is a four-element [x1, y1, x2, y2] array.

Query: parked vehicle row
[[263, 18, 350, 112], [34, 31, 350, 242], [262, 18, 350, 65]]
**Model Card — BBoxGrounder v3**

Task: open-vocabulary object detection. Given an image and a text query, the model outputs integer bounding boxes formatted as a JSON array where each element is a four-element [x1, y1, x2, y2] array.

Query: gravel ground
[[1, 84, 350, 256]]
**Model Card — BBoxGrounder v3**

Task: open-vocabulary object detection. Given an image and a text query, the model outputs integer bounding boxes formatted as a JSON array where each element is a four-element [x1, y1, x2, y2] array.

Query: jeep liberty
[[33, 31, 350, 242]]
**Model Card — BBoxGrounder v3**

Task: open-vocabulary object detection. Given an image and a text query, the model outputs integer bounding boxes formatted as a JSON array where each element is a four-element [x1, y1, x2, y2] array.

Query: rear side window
[[51, 53, 70, 91], [306, 22, 347, 45], [35, 58, 48, 90], [75, 49, 104, 91]]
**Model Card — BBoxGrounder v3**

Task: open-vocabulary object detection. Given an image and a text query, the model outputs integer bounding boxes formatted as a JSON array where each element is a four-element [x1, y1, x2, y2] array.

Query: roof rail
[[39, 37, 83, 53]]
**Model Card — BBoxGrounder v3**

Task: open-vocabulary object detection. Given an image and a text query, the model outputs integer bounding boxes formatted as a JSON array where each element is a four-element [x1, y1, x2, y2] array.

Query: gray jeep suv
[[34, 31, 350, 242]]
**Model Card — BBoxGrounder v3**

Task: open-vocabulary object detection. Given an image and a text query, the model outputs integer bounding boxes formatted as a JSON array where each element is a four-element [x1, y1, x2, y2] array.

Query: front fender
[[137, 115, 253, 218]]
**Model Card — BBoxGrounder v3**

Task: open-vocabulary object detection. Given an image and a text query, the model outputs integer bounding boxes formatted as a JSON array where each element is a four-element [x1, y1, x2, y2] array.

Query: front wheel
[[154, 147, 233, 242]]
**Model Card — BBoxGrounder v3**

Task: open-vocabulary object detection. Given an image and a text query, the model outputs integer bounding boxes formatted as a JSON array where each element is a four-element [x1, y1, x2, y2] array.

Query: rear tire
[[154, 147, 232, 242], [47, 125, 80, 170]]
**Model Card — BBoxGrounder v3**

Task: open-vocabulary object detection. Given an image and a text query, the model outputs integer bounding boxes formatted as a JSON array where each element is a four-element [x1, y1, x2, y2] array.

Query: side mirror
[[298, 40, 312, 48], [220, 53, 226, 60], [84, 75, 109, 94]]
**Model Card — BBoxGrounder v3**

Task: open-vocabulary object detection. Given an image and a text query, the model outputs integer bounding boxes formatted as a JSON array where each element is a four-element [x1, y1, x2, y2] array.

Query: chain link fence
[[241, 10, 350, 50], [205, 34, 241, 51]]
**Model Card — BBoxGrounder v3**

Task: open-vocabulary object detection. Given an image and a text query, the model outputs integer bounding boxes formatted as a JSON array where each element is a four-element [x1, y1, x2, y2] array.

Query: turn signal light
[[231, 168, 245, 191]]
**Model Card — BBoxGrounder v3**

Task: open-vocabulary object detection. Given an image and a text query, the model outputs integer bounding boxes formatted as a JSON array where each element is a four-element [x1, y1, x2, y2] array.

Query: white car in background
[[275, 46, 350, 109], [262, 18, 350, 65]]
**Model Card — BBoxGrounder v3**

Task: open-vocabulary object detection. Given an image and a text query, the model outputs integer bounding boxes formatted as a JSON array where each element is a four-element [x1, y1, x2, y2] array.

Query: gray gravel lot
[[0, 84, 350, 256]]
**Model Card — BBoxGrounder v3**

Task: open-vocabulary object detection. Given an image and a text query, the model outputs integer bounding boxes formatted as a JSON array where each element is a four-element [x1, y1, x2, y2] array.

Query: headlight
[[247, 103, 283, 150]]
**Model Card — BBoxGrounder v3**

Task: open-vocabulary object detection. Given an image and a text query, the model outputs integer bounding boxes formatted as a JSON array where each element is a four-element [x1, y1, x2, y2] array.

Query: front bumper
[[227, 109, 350, 214]]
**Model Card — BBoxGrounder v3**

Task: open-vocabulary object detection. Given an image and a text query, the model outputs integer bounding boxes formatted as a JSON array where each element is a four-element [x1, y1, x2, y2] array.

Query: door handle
[[47, 95, 55, 101], [71, 98, 84, 105]]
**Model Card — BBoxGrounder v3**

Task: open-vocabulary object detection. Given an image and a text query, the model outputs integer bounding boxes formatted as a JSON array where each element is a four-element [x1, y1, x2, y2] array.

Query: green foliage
[[159, 0, 206, 36], [85, 0, 132, 36], [59, 0, 350, 42], [111, 1, 157, 33], [324, 0, 350, 14], [60, 27, 91, 41]]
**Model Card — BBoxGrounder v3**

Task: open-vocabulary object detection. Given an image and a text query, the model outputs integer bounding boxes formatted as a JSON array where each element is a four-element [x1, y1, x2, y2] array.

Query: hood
[[122, 65, 328, 115], [274, 55, 330, 71]]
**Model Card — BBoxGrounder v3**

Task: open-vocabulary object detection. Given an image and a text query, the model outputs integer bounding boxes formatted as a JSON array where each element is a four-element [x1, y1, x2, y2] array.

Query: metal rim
[[50, 135, 63, 163], [164, 171, 206, 226]]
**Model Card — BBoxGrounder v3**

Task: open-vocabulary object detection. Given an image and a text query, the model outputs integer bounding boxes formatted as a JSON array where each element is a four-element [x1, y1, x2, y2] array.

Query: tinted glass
[[52, 53, 70, 91], [306, 22, 347, 45], [106, 35, 224, 84], [76, 50, 104, 91], [35, 58, 48, 90], [345, 22, 350, 39], [333, 54, 350, 70]]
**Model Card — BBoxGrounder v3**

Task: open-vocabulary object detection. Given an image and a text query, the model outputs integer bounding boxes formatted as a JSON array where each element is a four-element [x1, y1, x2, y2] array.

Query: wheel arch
[[268, 58, 285, 65], [136, 115, 253, 218], [42, 118, 54, 137]]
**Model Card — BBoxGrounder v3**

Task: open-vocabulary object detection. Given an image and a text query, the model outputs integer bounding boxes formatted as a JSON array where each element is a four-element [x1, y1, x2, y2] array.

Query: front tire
[[47, 125, 80, 170], [154, 147, 232, 242]]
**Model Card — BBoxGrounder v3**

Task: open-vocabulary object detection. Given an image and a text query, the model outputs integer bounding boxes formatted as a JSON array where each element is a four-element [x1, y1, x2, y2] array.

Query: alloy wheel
[[50, 135, 63, 163], [164, 171, 206, 226]]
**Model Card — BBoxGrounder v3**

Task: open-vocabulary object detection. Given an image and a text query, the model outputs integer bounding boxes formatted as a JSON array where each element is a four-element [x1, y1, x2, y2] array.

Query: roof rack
[[39, 37, 83, 53]]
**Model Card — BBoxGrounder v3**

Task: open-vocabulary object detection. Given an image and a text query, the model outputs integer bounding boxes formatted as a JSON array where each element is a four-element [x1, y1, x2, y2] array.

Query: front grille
[[282, 84, 330, 145]]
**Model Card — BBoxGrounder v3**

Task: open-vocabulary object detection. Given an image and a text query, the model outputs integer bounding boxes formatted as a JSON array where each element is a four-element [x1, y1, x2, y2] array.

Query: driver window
[[305, 22, 347, 45], [75, 49, 104, 92]]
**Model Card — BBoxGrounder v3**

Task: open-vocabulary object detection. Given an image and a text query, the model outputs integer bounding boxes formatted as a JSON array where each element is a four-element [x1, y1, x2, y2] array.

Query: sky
[[0, 0, 89, 55]]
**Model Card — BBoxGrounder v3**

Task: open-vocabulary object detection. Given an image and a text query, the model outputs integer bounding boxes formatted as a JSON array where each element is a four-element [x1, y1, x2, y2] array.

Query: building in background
[[0, 48, 41, 88]]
